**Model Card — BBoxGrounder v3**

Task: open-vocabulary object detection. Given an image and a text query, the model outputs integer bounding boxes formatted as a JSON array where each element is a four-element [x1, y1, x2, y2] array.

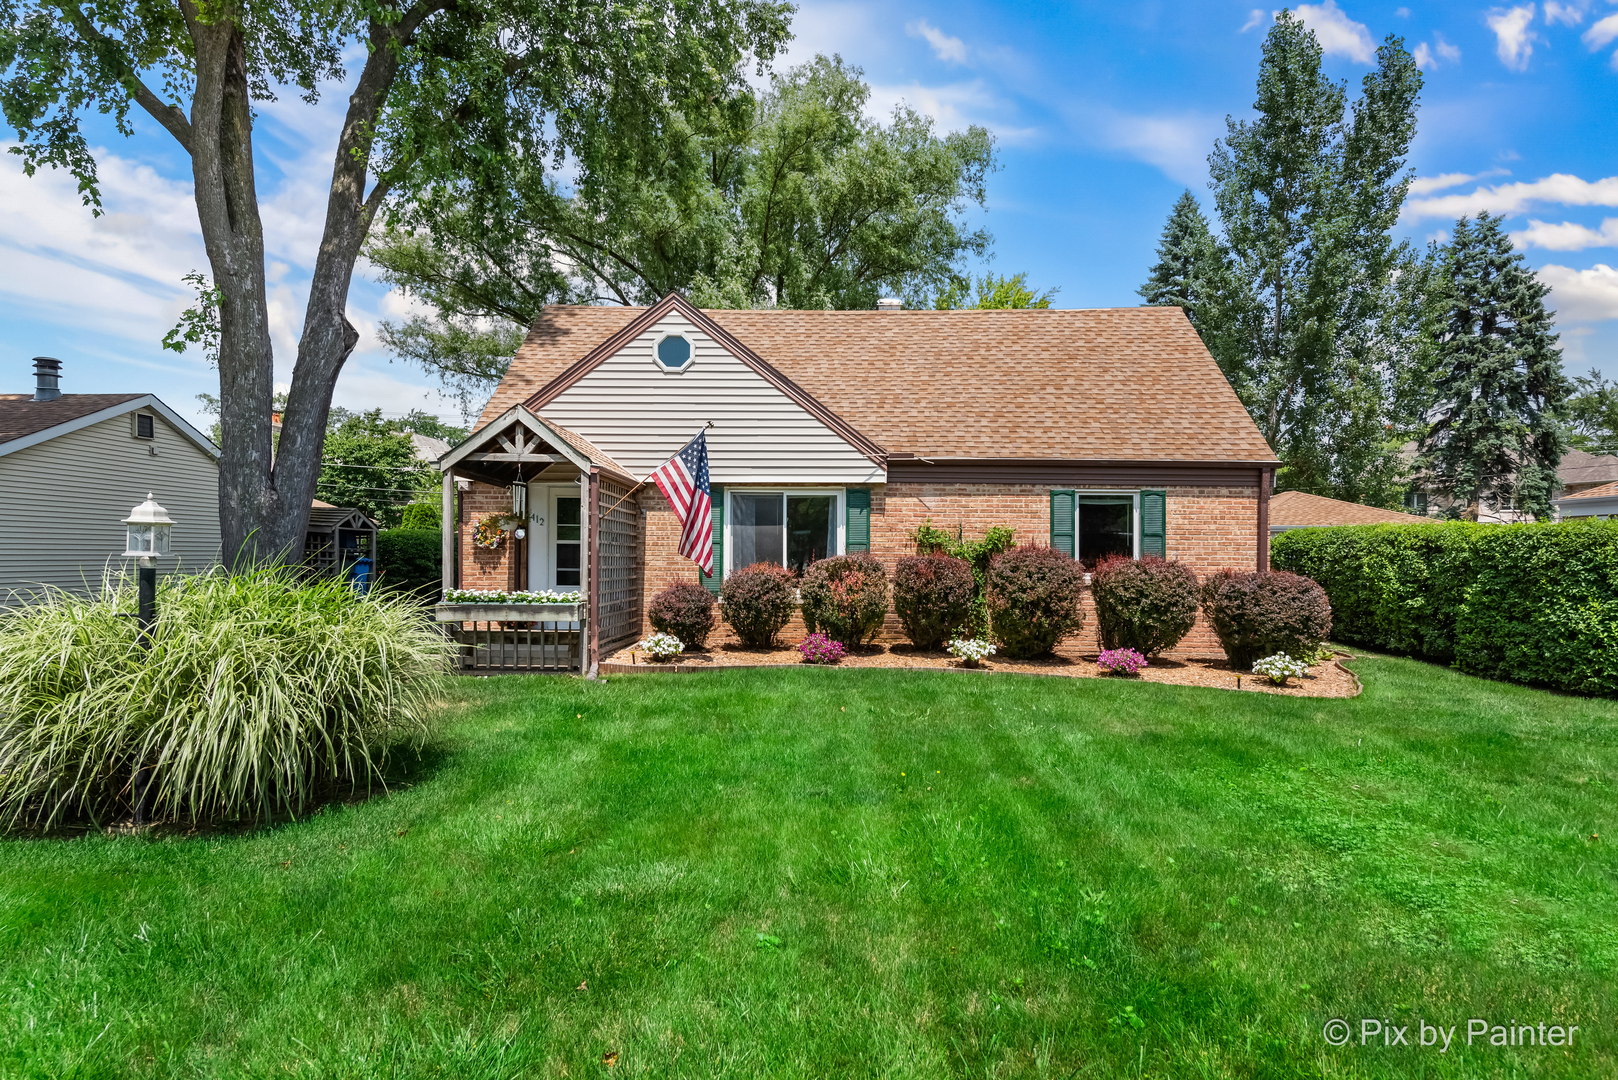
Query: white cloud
[[1538, 263, 1618, 321], [1395, 6, 1411, 16], [1404, 173, 1618, 220], [1435, 34, 1462, 62], [1510, 217, 1618, 250], [866, 79, 1037, 142], [1240, 9, 1266, 32], [1293, 1, 1376, 63], [906, 19, 967, 63], [1583, 12, 1618, 48], [1413, 42, 1434, 67], [1083, 108, 1223, 186], [1544, 0, 1587, 26], [1487, 5, 1538, 71], [1408, 169, 1508, 196]]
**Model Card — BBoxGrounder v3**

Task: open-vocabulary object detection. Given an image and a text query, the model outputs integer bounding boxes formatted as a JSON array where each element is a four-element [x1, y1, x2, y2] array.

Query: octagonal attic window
[[654, 332, 694, 372]]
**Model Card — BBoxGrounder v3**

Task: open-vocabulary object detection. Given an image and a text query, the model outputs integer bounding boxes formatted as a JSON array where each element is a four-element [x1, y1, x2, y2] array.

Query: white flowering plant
[[637, 633, 685, 662], [1251, 652, 1310, 686], [948, 638, 996, 667], [442, 588, 582, 605]]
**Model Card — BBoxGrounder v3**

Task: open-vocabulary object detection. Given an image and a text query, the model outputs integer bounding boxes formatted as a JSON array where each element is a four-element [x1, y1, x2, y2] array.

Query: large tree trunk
[[188, 8, 406, 567]]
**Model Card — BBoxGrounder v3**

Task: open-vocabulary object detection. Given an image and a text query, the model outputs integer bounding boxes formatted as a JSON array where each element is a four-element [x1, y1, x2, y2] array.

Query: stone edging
[[600, 653, 1367, 697]]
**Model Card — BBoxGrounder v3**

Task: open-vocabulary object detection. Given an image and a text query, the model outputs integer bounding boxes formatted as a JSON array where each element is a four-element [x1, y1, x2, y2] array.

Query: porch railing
[[433, 603, 586, 673]]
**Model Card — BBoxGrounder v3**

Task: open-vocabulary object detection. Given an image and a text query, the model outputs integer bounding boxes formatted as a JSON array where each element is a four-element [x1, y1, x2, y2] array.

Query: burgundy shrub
[[1200, 569, 1333, 670], [647, 581, 718, 649], [892, 554, 976, 649], [799, 553, 890, 646], [718, 563, 799, 648], [1090, 555, 1201, 656], [986, 545, 1086, 659]]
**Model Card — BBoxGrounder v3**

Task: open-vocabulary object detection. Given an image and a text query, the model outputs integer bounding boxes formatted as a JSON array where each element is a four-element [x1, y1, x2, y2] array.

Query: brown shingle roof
[[1561, 479, 1618, 500], [1269, 490, 1429, 529], [482, 304, 1277, 463], [1559, 448, 1618, 490], [0, 393, 144, 444]]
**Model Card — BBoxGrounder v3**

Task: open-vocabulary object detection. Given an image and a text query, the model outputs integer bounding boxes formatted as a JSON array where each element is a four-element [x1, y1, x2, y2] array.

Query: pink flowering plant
[[797, 632, 846, 665], [1096, 647, 1149, 676]]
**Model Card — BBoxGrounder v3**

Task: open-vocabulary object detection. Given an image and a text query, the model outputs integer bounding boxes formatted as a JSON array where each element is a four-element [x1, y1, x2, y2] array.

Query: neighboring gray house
[[0, 358, 222, 601]]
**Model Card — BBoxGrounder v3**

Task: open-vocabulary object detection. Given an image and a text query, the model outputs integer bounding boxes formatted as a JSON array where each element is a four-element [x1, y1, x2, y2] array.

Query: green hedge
[[1271, 520, 1618, 694], [377, 528, 441, 598]]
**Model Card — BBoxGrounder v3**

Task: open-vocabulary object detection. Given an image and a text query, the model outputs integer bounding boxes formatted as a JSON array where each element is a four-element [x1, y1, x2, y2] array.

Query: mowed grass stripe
[[1, 655, 1613, 1078]]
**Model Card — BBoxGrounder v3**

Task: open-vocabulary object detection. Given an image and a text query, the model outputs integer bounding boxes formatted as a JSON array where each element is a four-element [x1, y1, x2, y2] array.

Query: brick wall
[[456, 482, 519, 591], [633, 481, 1261, 655]]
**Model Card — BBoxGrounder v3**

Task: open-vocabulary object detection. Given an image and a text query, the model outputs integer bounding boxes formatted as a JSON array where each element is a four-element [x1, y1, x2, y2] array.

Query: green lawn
[[2, 656, 1615, 1078]]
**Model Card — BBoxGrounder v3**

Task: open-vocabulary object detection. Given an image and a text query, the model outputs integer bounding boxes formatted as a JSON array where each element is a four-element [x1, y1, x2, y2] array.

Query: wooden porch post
[[441, 468, 456, 596], [587, 467, 601, 678]]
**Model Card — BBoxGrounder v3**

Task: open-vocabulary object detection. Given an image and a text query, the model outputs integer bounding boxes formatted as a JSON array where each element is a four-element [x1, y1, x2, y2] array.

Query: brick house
[[438, 292, 1279, 664]]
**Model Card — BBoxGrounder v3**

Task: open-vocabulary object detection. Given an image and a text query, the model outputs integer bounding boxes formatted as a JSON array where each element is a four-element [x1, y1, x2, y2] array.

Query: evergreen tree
[[1418, 214, 1570, 520], [1138, 190, 1216, 323], [1201, 13, 1424, 506]]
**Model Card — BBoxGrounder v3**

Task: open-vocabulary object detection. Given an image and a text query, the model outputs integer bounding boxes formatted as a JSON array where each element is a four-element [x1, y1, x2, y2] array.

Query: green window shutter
[[1141, 489, 1167, 558], [1050, 489, 1075, 558], [846, 487, 871, 552], [700, 484, 724, 594]]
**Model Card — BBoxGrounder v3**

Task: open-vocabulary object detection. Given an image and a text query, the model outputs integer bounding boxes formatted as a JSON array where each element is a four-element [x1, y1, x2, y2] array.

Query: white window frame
[[651, 329, 696, 374], [724, 487, 846, 577], [1073, 489, 1141, 561]]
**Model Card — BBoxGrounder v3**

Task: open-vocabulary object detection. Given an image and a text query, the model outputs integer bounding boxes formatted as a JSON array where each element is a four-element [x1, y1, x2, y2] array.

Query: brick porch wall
[[456, 481, 520, 591], [635, 481, 1261, 655]]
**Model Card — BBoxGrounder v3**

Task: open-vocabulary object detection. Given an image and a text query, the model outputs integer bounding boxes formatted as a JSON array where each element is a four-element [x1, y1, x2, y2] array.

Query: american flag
[[650, 431, 714, 575]]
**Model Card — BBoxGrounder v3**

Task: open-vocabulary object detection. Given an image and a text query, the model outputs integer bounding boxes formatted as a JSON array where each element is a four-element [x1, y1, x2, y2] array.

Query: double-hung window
[[728, 489, 844, 575]]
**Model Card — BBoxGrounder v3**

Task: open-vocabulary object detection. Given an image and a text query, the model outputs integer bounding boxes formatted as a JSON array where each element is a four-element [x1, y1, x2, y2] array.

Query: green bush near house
[[0, 568, 451, 829], [1199, 570, 1332, 671], [377, 527, 442, 598], [1272, 519, 1618, 694], [399, 501, 442, 530]]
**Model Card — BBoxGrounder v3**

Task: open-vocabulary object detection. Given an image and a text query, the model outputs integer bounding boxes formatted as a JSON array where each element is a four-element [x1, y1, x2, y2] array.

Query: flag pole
[[599, 422, 714, 520]]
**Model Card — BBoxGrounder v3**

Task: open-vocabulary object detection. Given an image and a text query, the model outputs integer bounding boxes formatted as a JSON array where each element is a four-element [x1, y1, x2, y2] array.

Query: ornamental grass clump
[[1090, 555, 1200, 656], [718, 563, 798, 647], [647, 582, 717, 649], [893, 554, 975, 649], [637, 633, 685, 663], [796, 632, 846, 665], [799, 554, 890, 646], [0, 566, 452, 830], [1251, 653, 1310, 686], [1096, 648, 1149, 676], [1201, 569, 1333, 671], [986, 545, 1086, 659]]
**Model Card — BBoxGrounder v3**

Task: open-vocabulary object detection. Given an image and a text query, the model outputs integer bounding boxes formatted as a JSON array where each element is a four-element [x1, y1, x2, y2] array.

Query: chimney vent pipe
[[32, 357, 62, 402], [876, 298, 903, 312]]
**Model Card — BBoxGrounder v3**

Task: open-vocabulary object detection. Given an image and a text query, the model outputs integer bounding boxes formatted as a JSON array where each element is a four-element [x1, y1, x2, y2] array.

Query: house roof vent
[[876, 298, 903, 312], [32, 357, 62, 402]]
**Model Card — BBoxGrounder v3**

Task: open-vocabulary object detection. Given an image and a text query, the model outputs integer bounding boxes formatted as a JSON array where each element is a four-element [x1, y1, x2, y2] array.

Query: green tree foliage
[[368, 55, 997, 400], [319, 411, 433, 528], [1187, 12, 1427, 507], [1417, 214, 1570, 520], [0, 0, 791, 566], [933, 272, 1056, 310], [1566, 371, 1618, 458]]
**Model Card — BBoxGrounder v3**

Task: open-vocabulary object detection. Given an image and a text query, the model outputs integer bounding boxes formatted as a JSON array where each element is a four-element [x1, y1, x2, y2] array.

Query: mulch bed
[[602, 631, 1360, 698]]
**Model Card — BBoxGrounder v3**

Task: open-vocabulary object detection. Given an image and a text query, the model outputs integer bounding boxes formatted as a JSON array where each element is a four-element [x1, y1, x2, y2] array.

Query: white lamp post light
[[121, 494, 173, 827]]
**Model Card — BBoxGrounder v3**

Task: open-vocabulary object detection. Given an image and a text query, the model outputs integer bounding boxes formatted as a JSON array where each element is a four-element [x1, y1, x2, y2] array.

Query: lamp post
[[122, 493, 174, 648], [122, 494, 173, 826]]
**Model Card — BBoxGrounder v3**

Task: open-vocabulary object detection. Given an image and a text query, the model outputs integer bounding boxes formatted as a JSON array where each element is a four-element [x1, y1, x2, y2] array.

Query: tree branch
[[50, 1, 193, 153]]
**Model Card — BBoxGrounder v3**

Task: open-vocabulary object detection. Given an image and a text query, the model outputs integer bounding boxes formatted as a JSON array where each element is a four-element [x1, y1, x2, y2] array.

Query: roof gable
[[482, 298, 1277, 465], [0, 394, 219, 460]]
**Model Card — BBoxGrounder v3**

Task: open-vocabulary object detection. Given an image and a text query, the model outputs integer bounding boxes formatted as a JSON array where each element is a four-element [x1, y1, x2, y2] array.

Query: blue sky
[[2, 0, 1616, 429]]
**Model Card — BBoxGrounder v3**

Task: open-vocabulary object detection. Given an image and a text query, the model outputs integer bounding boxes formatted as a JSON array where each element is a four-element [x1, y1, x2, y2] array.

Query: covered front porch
[[437, 407, 642, 673]]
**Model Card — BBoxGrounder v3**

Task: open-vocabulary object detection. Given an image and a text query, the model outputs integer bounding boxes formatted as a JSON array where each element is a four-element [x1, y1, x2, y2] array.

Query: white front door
[[526, 482, 585, 593]]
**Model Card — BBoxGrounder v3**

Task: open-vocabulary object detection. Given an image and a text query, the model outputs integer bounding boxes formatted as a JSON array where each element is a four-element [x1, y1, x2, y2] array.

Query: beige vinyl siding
[[0, 411, 221, 601], [541, 313, 886, 485]]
